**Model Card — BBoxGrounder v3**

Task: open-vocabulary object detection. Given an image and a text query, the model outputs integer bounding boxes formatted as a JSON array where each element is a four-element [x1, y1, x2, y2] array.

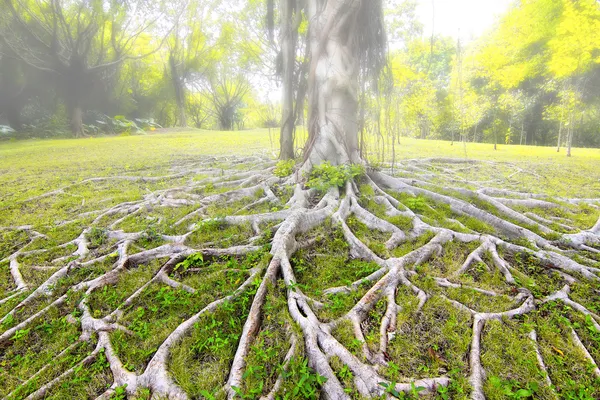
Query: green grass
[[1, 130, 599, 399]]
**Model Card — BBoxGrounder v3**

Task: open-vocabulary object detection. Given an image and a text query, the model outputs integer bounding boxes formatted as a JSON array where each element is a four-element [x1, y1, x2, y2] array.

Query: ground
[[0, 129, 599, 399]]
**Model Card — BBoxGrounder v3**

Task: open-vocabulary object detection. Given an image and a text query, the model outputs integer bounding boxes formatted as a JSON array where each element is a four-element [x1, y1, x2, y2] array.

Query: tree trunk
[[303, 0, 362, 169], [69, 103, 84, 137], [4, 103, 23, 131], [566, 114, 573, 157], [279, 0, 297, 160], [519, 120, 524, 145], [169, 54, 187, 128], [494, 127, 497, 150], [556, 121, 562, 152]]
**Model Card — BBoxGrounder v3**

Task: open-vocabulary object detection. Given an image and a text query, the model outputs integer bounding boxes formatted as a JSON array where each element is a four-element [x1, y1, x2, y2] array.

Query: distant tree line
[[1, 0, 599, 153]]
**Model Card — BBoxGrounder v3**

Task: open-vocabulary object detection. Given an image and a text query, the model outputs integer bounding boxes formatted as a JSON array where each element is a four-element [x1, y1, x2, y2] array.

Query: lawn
[[0, 129, 599, 399], [1, 128, 598, 205]]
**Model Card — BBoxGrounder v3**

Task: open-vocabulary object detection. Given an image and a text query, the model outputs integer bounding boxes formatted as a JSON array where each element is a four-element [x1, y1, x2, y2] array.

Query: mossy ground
[[0, 131, 599, 398]]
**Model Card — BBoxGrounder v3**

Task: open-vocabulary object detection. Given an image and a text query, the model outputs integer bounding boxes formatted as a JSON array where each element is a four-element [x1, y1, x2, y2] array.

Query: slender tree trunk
[[519, 120, 524, 145], [396, 101, 401, 145], [279, 0, 297, 160], [303, 0, 362, 169], [169, 54, 187, 128], [556, 121, 563, 152], [566, 113, 573, 157], [494, 126, 497, 150]]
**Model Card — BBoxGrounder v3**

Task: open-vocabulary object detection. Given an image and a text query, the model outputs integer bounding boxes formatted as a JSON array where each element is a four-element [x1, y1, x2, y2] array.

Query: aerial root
[[569, 327, 600, 378], [528, 330, 553, 389], [25, 346, 101, 400], [432, 277, 499, 297], [4, 341, 82, 400], [543, 285, 600, 331], [0, 294, 67, 345], [259, 333, 298, 400], [226, 258, 281, 395], [350, 198, 406, 249], [379, 286, 399, 355], [0, 290, 25, 305], [525, 212, 575, 231], [468, 298, 536, 400]]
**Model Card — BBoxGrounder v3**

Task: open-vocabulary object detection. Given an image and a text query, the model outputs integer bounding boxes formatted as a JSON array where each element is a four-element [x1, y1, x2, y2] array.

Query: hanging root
[[1, 156, 600, 399]]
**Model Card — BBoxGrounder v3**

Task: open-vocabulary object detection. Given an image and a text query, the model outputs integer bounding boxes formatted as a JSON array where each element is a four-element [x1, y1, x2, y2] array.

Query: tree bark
[[169, 53, 187, 128], [303, 0, 362, 169], [519, 120, 524, 146], [4, 102, 24, 131], [279, 0, 298, 160], [69, 103, 84, 137], [556, 121, 562, 152], [566, 118, 573, 157]]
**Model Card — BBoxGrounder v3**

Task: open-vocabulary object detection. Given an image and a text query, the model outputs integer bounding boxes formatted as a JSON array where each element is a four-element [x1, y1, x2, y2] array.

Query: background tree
[[0, 0, 169, 136]]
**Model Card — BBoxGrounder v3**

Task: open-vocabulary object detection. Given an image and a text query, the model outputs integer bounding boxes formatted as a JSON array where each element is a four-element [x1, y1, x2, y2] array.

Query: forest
[[1, 1, 600, 400], [1, 0, 599, 151]]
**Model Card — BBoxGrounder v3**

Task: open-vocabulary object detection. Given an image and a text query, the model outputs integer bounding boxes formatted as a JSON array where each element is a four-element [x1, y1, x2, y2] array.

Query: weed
[[274, 159, 296, 177], [306, 163, 364, 192], [86, 227, 108, 249]]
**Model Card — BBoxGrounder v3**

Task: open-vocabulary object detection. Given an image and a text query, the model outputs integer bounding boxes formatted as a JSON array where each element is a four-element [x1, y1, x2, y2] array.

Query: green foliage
[[379, 382, 425, 399], [86, 227, 108, 249], [175, 253, 204, 273], [489, 377, 538, 399], [306, 163, 364, 192], [274, 159, 296, 178], [278, 357, 328, 399], [110, 385, 128, 400]]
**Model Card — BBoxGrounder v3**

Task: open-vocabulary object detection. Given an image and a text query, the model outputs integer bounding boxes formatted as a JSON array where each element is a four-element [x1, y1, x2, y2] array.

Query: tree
[[0, 0, 169, 136], [201, 64, 251, 131], [0, 49, 28, 130], [2, 2, 600, 400], [165, 0, 213, 127], [300, 0, 387, 171], [277, 0, 303, 160]]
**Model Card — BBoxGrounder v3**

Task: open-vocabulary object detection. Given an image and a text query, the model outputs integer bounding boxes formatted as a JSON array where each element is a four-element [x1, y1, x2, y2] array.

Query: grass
[[0, 129, 599, 399]]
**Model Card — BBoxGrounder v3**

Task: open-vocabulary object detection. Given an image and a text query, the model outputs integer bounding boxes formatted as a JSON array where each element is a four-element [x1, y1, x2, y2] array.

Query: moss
[[1, 133, 600, 399], [168, 279, 261, 398], [346, 215, 390, 258], [391, 232, 436, 258], [87, 259, 165, 316], [505, 251, 564, 298], [0, 306, 93, 399], [529, 302, 600, 398], [481, 320, 555, 399], [185, 221, 254, 248], [110, 254, 267, 374], [331, 319, 364, 360], [238, 283, 291, 397], [385, 295, 472, 396]]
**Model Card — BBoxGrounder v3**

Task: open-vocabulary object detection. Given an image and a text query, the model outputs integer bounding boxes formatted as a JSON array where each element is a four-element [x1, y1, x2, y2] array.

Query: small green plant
[[111, 384, 128, 400], [489, 376, 538, 399], [274, 159, 296, 177], [403, 196, 428, 213], [11, 328, 30, 341], [306, 162, 364, 192], [174, 253, 204, 273], [279, 357, 328, 399], [87, 227, 108, 248], [379, 382, 425, 399], [139, 226, 162, 248]]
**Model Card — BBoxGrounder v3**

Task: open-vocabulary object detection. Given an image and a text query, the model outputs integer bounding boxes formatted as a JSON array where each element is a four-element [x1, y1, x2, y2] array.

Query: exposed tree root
[[1, 156, 600, 399]]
